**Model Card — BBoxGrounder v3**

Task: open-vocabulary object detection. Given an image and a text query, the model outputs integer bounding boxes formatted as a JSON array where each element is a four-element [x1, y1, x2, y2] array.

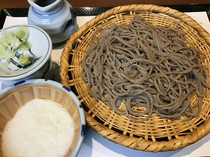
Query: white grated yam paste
[[1, 99, 75, 157]]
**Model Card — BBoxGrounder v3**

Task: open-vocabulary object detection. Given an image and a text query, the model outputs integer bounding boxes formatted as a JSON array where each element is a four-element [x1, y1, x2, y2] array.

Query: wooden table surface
[[1, 0, 210, 10]]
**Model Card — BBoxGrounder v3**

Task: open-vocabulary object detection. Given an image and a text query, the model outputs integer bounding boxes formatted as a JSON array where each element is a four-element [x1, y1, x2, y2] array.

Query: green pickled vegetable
[[0, 26, 37, 69], [19, 41, 31, 51], [19, 55, 32, 65], [0, 44, 7, 59], [15, 26, 29, 42]]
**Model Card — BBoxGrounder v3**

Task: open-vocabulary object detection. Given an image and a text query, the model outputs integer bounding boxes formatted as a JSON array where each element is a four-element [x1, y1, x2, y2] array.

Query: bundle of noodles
[[81, 16, 209, 122]]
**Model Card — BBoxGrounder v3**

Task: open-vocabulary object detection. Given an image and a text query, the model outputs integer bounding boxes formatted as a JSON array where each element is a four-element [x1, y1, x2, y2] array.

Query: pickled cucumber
[[15, 26, 29, 42]]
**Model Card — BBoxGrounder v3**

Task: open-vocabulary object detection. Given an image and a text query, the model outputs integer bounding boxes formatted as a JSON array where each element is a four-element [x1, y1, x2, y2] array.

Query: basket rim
[[85, 112, 210, 152], [71, 4, 210, 45]]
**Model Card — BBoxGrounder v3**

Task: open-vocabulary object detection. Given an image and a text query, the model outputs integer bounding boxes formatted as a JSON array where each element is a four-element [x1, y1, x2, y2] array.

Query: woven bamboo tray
[[60, 4, 210, 152]]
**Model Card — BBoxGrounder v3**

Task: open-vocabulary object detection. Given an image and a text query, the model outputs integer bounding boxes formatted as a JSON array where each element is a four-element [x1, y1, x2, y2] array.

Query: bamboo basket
[[60, 4, 210, 151]]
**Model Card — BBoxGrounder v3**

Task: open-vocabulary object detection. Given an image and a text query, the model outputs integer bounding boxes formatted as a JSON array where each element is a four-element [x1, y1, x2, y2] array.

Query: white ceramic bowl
[[0, 25, 52, 85], [0, 79, 86, 157]]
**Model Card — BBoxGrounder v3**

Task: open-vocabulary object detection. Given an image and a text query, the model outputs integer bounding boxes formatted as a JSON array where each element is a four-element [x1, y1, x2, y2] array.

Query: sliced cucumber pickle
[[15, 26, 29, 42], [0, 26, 35, 70]]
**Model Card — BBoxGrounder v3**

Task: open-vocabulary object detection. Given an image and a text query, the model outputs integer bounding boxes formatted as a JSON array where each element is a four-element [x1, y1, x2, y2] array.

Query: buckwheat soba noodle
[[82, 16, 209, 121]]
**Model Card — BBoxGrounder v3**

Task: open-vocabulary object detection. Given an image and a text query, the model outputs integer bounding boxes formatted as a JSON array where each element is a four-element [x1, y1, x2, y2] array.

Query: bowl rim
[[0, 25, 52, 80], [0, 79, 86, 157]]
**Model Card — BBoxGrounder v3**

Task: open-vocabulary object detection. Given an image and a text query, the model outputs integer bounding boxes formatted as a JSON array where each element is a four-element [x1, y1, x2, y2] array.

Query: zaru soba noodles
[[81, 16, 210, 122]]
